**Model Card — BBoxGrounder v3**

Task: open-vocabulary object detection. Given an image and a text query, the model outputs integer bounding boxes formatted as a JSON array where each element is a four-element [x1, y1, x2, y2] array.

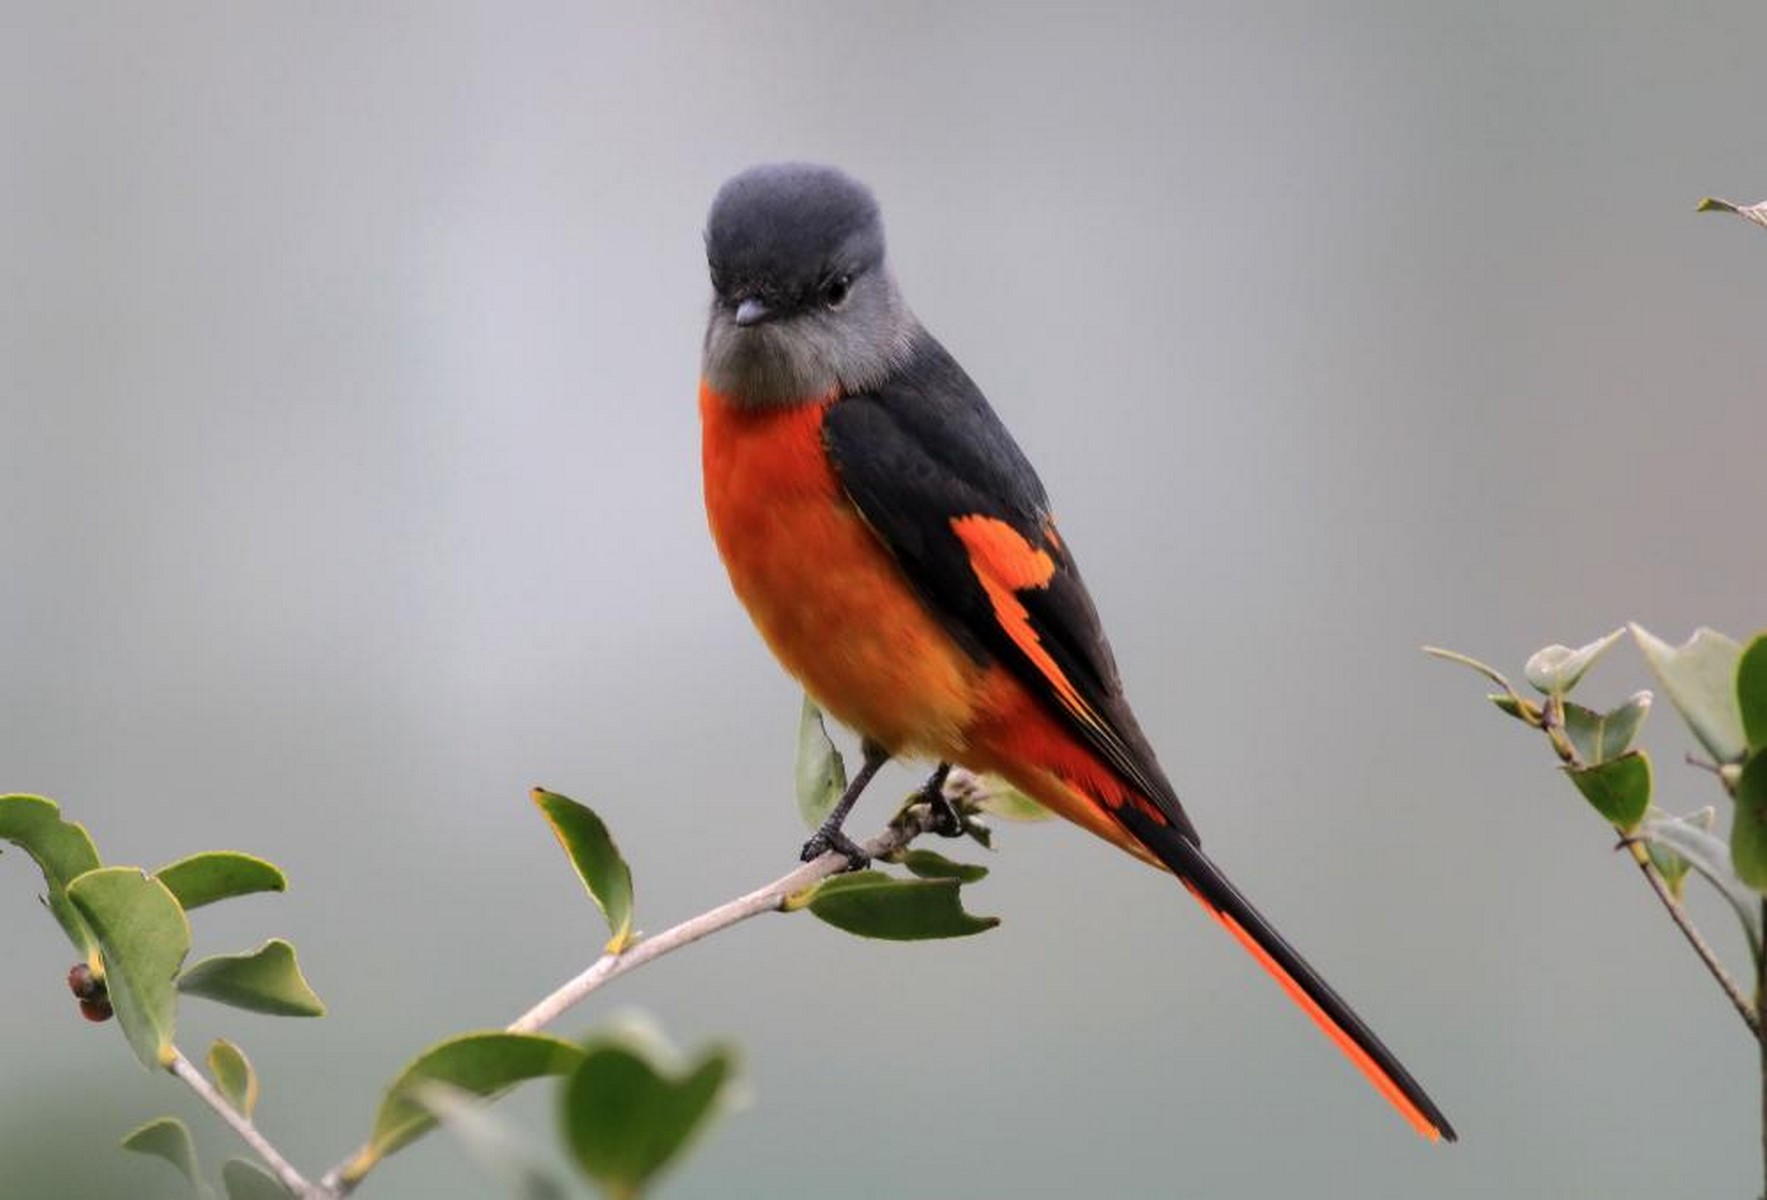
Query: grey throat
[[701, 268, 919, 407]]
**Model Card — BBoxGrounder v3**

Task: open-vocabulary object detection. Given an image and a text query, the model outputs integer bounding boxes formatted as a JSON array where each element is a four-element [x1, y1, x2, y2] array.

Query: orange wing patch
[[950, 515, 1102, 732]]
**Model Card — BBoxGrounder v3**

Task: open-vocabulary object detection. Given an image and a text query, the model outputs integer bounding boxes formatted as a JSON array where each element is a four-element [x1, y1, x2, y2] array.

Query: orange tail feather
[[1120, 808, 1456, 1143]]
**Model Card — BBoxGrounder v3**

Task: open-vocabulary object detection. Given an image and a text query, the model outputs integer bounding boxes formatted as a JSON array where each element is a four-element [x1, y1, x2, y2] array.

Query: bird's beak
[[734, 297, 773, 327]]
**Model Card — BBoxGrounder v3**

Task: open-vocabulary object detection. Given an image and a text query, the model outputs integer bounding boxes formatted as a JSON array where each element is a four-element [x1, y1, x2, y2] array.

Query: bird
[[697, 161, 1455, 1144]]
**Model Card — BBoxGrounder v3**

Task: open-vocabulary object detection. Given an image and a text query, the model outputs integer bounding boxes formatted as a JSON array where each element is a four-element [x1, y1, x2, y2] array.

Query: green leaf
[[1644, 838, 1689, 898], [1731, 750, 1767, 891], [560, 1034, 734, 1200], [1642, 806, 1699, 898], [1561, 692, 1652, 766], [208, 1038, 259, 1118], [794, 695, 848, 831], [1737, 634, 1767, 752], [1632, 624, 1747, 765], [410, 1082, 574, 1200], [1564, 751, 1651, 831], [178, 939, 325, 1017], [67, 867, 189, 1068], [221, 1160, 291, 1200], [156, 852, 287, 911], [0, 794, 102, 951], [1641, 808, 1762, 956], [1422, 645, 1520, 693], [1422, 647, 1541, 724], [357, 1032, 584, 1170], [803, 870, 1000, 940], [532, 788, 635, 952], [895, 848, 989, 883], [122, 1116, 203, 1190], [1524, 629, 1624, 696], [1487, 692, 1542, 723]]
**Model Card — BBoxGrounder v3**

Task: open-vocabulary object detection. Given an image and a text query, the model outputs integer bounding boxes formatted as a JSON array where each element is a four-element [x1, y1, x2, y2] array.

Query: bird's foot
[[800, 825, 870, 870], [923, 787, 964, 838], [915, 763, 964, 838]]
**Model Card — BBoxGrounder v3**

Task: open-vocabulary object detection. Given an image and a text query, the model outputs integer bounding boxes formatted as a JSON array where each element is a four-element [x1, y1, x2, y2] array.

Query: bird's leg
[[916, 762, 962, 836], [801, 738, 890, 868]]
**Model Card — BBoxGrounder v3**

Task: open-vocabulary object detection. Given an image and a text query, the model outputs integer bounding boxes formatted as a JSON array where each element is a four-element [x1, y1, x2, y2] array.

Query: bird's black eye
[[820, 274, 852, 309]]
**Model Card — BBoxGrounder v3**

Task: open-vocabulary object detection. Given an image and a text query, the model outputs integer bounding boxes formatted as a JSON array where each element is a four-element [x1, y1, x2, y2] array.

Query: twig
[[315, 809, 930, 1195], [166, 1046, 318, 1198], [508, 816, 921, 1033], [1684, 750, 1724, 777], [1547, 694, 1757, 1033], [1623, 840, 1760, 1035]]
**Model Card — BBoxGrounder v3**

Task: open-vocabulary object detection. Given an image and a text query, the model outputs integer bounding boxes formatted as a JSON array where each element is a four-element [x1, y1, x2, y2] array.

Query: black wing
[[824, 330, 1196, 842]]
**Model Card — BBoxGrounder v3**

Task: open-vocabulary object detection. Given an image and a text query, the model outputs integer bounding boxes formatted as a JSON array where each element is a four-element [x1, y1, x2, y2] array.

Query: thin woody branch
[[1538, 695, 1758, 1034], [507, 816, 924, 1034], [166, 1047, 318, 1198], [312, 804, 934, 1196], [1622, 841, 1760, 1036]]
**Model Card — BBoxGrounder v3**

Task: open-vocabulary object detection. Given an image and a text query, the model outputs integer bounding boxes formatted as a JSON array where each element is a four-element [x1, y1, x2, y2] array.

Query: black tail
[[1119, 808, 1457, 1142]]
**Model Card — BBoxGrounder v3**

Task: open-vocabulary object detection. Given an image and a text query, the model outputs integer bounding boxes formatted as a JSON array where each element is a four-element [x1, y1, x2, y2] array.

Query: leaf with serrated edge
[[805, 870, 999, 940], [0, 794, 102, 951], [156, 852, 286, 911], [1731, 751, 1767, 892], [122, 1116, 202, 1187], [1642, 808, 1762, 958], [362, 1032, 584, 1167], [1564, 752, 1651, 831], [1632, 625, 1747, 765], [209, 1039, 260, 1118], [532, 788, 635, 952], [178, 939, 325, 1017], [67, 868, 189, 1067], [1525, 629, 1623, 696], [222, 1159, 291, 1200], [896, 848, 989, 883], [560, 1035, 733, 1199], [1737, 634, 1767, 753], [1561, 692, 1652, 765]]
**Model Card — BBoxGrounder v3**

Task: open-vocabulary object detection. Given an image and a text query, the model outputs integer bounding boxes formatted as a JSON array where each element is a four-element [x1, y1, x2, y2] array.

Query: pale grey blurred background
[[4, 3, 1765, 1197]]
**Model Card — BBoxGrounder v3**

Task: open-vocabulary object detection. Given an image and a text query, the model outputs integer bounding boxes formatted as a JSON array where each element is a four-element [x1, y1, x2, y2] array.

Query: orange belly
[[700, 380, 1157, 864], [700, 382, 984, 757]]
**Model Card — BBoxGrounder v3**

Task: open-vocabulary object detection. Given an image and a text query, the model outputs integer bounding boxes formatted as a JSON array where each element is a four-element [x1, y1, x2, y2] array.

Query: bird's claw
[[924, 789, 965, 838], [801, 826, 870, 870], [912, 763, 965, 838]]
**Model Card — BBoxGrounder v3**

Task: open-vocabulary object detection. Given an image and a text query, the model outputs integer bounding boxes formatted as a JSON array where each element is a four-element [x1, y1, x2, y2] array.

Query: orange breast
[[700, 381, 984, 756]]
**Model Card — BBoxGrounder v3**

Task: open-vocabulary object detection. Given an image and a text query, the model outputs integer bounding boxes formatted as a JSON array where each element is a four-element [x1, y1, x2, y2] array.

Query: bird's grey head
[[702, 163, 917, 406]]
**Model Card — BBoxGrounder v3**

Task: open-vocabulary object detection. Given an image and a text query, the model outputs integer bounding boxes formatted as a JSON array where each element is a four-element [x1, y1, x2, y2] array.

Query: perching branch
[[1534, 691, 1760, 1035], [1621, 839, 1759, 1036], [506, 816, 924, 1036], [166, 1047, 317, 1197], [300, 803, 935, 1197]]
